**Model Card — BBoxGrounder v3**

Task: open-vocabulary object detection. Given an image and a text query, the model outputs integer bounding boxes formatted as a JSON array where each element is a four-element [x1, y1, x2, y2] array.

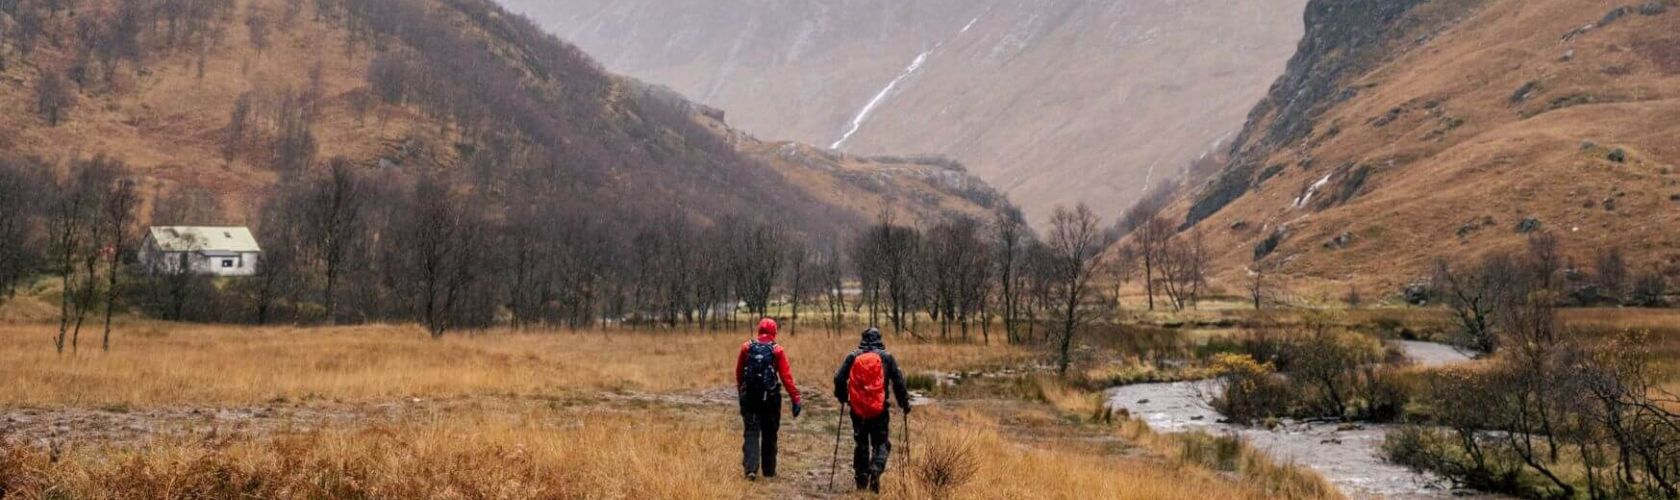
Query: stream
[[1107, 340, 1494, 499]]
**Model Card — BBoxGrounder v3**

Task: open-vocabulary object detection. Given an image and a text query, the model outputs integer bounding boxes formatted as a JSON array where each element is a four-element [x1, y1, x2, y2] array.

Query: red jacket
[[736, 318, 801, 405]]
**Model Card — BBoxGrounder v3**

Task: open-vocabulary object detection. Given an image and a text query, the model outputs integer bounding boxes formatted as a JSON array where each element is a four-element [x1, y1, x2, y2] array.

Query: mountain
[[1174, 0, 1680, 295], [496, 0, 1309, 225], [0, 0, 1001, 237]]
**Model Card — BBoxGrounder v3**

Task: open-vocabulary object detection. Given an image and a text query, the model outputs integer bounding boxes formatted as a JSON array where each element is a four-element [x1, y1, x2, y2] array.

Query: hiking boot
[[868, 471, 881, 493], [855, 475, 869, 490], [745, 471, 757, 482]]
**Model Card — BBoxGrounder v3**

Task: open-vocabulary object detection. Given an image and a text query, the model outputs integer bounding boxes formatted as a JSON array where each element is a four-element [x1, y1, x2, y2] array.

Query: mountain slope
[[498, 0, 1308, 224], [1175, 0, 1680, 295], [0, 0, 1000, 236]]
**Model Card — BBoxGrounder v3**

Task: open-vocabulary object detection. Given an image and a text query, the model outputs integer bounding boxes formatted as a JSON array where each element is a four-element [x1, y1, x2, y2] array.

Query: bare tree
[[1595, 246, 1628, 304], [1248, 257, 1275, 310], [51, 159, 119, 353], [100, 178, 138, 351], [1434, 253, 1518, 353], [1158, 228, 1209, 311], [819, 244, 846, 336], [785, 237, 809, 336], [1045, 204, 1108, 375], [992, 206, 1032, 343], [0, 160, 50, 305], [1132, 215, 1174, 311], [394, 177, 479, 337], [306, 158, 366, 323], [35, 71, 77, 126], [223, 93, 253, 167]]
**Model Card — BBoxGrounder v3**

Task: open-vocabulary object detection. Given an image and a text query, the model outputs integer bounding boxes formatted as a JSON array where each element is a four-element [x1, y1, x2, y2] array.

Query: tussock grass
[[0, 412, 745, 499], [0, 323, 1034, 408]]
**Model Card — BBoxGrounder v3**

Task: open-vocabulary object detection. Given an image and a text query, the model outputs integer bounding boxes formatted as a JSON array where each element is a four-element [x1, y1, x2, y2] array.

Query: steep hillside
[[498, 0, 1307, 224], [0, 0, 999, 236], [1175, 0, 1680, 295]]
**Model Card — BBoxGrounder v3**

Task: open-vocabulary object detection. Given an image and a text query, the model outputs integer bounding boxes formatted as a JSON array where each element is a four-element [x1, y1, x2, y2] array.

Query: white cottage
[[138, 226, 263, 277]]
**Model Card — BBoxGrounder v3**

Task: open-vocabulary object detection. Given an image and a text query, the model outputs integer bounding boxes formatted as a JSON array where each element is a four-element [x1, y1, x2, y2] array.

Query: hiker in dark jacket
[[832, 327, 911, 492], [736, 317, 802, 481]]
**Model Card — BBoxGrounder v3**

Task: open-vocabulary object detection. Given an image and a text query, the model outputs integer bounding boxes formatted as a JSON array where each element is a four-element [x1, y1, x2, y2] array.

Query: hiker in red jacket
[[832, 327, 911, 492], [736, 317, 802, 481]]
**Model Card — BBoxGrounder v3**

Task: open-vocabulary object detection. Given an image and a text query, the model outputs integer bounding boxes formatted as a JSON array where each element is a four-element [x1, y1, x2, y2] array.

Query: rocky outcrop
[[1185, 0, 1439, 227]]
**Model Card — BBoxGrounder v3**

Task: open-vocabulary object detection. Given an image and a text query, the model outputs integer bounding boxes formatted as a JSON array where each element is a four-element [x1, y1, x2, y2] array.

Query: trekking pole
[[828, 402, 847, 492], [903, 407, 911, 464]]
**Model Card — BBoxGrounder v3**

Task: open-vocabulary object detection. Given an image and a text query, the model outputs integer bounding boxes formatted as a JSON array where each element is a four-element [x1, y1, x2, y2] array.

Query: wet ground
[[1107, 340, 1499, 500]]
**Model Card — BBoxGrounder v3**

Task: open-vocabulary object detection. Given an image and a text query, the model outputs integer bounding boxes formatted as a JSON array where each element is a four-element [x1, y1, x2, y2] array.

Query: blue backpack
[[741, 341, 781, 401]]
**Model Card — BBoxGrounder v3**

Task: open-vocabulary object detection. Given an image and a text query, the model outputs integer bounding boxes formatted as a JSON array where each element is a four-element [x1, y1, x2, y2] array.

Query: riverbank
[[1107, 340, 1496, 499]]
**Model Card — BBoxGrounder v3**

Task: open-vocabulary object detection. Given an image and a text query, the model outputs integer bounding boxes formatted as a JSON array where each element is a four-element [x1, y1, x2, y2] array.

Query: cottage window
[[222, 259, 235, 268]]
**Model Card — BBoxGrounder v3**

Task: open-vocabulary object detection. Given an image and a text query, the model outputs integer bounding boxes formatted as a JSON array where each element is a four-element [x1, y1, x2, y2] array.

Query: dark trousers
[[740, 394, 782, 476], [851, 412, 892, 486]]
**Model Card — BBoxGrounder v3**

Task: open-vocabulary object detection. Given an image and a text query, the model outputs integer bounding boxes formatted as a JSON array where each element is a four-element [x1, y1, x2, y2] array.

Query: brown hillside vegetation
[[0, 0, 999, 233], [1173, 0, 1680, 296]]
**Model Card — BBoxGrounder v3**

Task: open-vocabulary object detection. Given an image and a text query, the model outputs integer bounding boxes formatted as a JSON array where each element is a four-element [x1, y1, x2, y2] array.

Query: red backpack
[[847, 352, 887, 418]]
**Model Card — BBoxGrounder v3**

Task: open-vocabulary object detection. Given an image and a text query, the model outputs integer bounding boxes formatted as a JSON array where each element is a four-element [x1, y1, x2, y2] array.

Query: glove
[[792, 402, 804, 418]]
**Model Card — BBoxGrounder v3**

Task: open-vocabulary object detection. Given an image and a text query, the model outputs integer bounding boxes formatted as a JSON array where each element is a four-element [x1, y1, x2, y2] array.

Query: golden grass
[[0, 403, 1318, 500], [0, 321, 1342, 499], [0, 410, 746, 499], [0, 322, 1035, 408]]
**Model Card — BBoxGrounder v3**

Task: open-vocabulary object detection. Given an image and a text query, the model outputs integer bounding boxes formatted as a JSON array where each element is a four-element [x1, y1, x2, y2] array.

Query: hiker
[[833, 327, 911, 492], [736, 317, 802, 481]]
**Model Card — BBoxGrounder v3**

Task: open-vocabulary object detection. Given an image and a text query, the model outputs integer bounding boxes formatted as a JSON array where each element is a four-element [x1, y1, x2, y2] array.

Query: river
[[1106, 340, 1496, 499]]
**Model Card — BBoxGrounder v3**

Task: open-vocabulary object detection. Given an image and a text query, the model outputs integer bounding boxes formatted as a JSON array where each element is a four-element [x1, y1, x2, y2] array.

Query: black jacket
[[833, 342, 911, 413]]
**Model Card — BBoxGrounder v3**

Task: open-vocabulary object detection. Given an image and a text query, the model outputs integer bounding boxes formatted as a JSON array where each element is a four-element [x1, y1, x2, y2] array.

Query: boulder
[[1516, 217, 1542, 233], [1608, 147, 1628, 163], [1601, 6, 1632, 26], [1324, 231, 1354, 249], [1639, 1, 1669, 15], [1403, 281, 1432, 306]]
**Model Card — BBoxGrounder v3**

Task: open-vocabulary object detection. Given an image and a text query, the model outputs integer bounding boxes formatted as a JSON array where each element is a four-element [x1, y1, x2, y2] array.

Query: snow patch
[[961, 16, 980, 33], [831, 51, 930, 150], [1294, 172, 1333, 209]]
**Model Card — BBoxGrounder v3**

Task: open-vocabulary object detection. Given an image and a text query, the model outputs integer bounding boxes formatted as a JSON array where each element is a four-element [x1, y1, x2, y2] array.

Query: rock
[[1253, 230, 1284, 259], [1604, 197, 1618, 211], [1403, 281, 1432, 306], [1509, 80, 1540, 104], [1190, 415, 1205, 421], [1670, 193, 1680, 202], [1562, 24, 1593, 42], [1229, 220, 1249, 231], [1323, 231, 1353, 249], [1560, 49, 1576, 62], [1581, 140, 1598, 150], [1608, 147, 1628, 163], [1601, 6, 1632, 26], [1516, 217, 1542, 233], [1639, 1, 1669, 15], [1137, 399, 1151, 404]]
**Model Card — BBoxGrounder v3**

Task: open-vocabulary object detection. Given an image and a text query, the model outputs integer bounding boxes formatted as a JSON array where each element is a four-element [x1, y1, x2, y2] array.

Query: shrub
[[912, 431, 981, 499], [1208, 353, 1293, 425]]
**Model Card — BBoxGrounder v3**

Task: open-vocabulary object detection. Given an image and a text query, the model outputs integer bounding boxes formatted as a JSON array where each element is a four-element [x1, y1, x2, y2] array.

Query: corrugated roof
[[146, 227, 262, 253]]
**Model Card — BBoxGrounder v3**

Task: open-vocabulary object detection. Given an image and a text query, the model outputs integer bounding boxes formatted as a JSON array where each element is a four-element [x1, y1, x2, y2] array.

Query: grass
[[0, 322, 1034, 408], [0, 321, 1340, 499]]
